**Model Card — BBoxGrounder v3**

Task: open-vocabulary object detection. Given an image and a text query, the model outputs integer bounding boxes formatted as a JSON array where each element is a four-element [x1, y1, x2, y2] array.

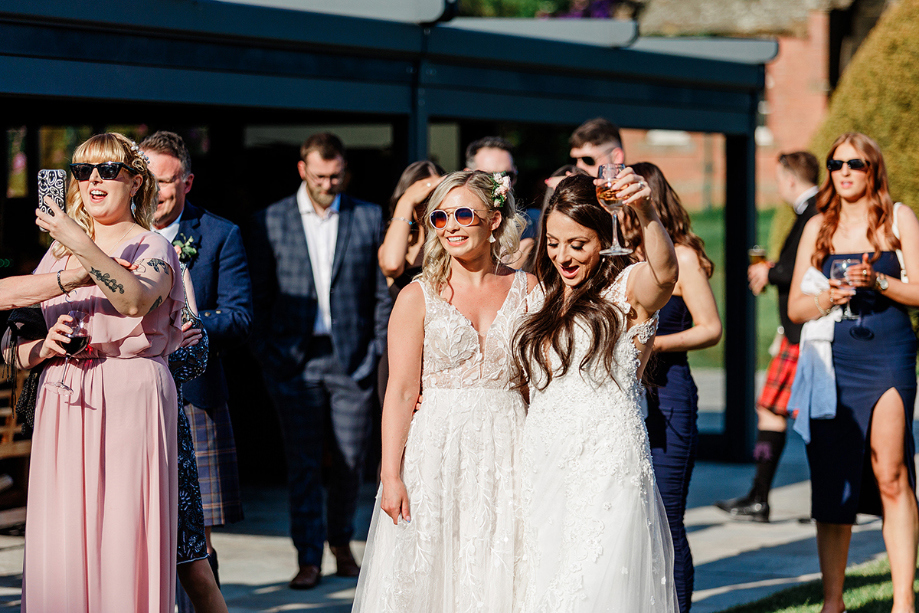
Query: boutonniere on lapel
[[172, 234, 198, 264]]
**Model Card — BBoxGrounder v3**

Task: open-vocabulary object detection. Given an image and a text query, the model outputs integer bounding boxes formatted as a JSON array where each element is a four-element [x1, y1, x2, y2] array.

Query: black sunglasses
[[70, 162, 140, 181], [826, 158, 869, 172], [429, 207, 486, 229], [571, 155, 601, 167]]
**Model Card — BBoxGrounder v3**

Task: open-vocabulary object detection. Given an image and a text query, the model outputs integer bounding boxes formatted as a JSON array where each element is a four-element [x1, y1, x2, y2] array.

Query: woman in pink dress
[[15, 133, 185, 613]]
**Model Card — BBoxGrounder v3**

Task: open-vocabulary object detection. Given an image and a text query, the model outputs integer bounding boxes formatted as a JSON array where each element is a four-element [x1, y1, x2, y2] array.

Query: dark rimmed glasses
[[827, 158, 869, 172], [429, 207, 486, 229], [70, 162, 139, 181]]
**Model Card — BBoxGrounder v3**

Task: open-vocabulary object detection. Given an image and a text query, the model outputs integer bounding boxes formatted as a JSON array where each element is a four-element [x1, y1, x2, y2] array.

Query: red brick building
[[621, 0, 891, 209]]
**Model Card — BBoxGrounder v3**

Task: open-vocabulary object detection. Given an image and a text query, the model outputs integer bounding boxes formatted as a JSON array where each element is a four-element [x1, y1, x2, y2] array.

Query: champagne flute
[[596, 163, 632, 257], [45, 310, 90, 395], [829, 259, 859, 320]]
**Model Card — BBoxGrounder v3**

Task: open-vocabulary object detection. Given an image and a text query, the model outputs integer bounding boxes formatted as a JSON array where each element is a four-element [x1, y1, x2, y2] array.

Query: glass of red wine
[[46, 310, 90, 395]]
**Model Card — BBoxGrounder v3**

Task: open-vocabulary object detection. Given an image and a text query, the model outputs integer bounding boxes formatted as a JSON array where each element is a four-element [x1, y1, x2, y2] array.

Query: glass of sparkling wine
[[46, 310, 90, 395], [829, 259, 859, 320], [596, 163, 632, 256]]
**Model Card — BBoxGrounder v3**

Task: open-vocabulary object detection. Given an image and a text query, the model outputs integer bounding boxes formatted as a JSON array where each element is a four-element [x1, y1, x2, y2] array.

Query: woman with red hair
[[788, 133, 919, 613]]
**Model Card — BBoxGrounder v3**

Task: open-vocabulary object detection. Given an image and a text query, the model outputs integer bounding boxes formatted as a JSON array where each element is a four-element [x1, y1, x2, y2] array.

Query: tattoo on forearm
[[147, 258, 168, 274], [147, 295, 163, 315], [90, 267, 125, 294]]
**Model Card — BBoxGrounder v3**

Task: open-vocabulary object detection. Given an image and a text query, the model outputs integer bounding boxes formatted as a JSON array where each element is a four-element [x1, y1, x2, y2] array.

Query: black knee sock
[[749, 430, 786, 503]]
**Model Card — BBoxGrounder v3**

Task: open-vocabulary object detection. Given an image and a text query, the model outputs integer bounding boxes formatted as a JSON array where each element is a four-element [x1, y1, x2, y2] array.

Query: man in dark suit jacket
[[246, 133, 392, 590], [716, 151, 820, 522], [141, 131, 253, 581]]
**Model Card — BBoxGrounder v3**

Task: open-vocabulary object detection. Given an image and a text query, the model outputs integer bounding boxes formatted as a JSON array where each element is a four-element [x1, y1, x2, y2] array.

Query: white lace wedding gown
[[516, 263, 678, 613], [353, 270, 528, 613]]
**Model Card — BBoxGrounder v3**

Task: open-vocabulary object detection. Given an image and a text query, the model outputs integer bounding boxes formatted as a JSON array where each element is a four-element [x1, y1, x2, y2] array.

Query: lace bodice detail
[[517, 262, 676, 613], [526, 262, 658, 408], [417, 270, 527, 390]]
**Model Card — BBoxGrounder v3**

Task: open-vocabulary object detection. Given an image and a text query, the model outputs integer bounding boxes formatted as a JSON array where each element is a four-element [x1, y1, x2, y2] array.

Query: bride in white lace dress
[[513, 173, 679, 613], [353, 171, 534, 612]]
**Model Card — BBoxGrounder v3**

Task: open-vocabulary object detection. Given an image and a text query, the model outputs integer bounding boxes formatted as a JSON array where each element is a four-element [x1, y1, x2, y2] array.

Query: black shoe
[[714, 495, 770, 522]]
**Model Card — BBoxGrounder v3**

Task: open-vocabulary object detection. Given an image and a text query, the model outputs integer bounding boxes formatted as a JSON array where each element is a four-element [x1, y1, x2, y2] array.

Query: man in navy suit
[[141, 131, 253, 585], [247, 133, 392, 590]]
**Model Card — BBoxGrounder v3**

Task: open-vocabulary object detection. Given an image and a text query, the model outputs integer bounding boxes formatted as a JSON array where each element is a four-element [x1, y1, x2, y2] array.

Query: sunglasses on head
[[70, 162, 139, 181], [827, 158, 869, 172], [429, 207, 486, 229]]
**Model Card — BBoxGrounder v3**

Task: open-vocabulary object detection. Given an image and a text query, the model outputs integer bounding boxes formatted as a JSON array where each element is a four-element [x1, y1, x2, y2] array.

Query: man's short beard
[[308, 184, 337, 207]]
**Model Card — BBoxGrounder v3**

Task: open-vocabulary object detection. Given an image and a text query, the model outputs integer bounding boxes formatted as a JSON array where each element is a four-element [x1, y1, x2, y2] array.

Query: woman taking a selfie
[[19, 133, 185, 612]]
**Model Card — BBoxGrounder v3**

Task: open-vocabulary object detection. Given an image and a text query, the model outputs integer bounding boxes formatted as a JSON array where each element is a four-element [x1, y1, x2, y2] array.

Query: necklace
[[100, 222, 137, 255]]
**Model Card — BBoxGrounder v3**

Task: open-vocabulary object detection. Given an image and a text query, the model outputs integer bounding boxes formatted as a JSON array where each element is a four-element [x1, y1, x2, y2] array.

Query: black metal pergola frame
[[0, 0, 763, 461]]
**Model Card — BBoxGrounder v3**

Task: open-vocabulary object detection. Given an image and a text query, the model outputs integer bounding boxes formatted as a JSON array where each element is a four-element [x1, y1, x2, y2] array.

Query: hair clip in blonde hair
[[130, 141, 151, 166]]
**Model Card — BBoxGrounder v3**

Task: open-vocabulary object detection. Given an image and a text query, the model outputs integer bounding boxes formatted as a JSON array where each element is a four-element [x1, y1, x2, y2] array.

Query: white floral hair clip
[[491, 172, 511, 208], [130, 141, 151, 166]]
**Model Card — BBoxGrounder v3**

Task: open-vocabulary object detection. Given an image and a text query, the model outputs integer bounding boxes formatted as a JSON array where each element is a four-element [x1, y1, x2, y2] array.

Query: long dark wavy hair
[[513, 174, 631, 391], [812, 132, 899, 267], [622, 162, 714, 277]]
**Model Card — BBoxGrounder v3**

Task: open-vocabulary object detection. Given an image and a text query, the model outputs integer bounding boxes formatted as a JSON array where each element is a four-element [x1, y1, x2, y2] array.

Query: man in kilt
[[715, 151, 819, 522]]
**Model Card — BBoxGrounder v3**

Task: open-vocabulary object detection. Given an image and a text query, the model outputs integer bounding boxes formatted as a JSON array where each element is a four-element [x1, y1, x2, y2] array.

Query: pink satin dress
[[22, 231, 184, 613]]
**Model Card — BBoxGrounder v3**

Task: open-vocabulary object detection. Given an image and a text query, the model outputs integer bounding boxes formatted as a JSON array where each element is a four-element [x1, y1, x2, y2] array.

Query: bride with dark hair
[[514, 171, 679, 612]]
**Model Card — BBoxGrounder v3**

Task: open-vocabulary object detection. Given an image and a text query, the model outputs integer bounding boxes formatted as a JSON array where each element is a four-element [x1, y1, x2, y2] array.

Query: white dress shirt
[[153, 212, 183, 243], [297, 182, 340, 337], [793, 185, 819, 215]]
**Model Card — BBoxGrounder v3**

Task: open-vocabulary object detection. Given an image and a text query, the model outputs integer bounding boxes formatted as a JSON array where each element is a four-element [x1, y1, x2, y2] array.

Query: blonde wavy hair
[[52, 133, 157, 259], [420, 170, 525, 290]]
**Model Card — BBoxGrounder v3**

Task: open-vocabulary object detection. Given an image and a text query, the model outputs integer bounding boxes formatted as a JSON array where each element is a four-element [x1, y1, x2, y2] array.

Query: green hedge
[[808, 0, 919, 217], [768, 0, 919, 256]]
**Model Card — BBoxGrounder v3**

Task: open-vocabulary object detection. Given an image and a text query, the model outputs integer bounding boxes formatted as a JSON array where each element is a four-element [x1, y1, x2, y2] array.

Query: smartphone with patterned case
[[37, 169, 67, 231]]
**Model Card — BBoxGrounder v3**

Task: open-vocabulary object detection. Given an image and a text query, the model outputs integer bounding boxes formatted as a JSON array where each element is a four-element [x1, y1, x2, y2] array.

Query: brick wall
[[623, 10, 829, 210]]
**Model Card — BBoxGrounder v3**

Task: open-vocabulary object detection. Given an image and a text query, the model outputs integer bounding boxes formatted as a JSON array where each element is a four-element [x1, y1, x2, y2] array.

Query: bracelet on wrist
[[392, 217, 414, 227], [57, 270, 70, 296], [814, 291, 831, 317]]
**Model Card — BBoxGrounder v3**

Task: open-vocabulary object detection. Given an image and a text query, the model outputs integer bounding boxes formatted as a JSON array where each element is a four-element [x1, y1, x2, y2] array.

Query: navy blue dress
[[808, 252, 917, 523], [645, 295, 698, 613]]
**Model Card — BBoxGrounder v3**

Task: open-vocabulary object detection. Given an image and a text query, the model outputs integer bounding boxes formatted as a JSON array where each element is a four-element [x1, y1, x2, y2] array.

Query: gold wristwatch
[[875, 273, 889, 291]]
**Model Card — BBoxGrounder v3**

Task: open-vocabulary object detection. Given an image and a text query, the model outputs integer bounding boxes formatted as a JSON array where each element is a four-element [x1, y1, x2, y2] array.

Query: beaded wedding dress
[[353, 270, 528, 613], [516, 263, 678, 613]]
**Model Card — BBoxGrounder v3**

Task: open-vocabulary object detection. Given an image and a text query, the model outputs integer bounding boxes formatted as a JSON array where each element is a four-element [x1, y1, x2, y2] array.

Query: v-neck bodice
[[417, 270, 527, 390]]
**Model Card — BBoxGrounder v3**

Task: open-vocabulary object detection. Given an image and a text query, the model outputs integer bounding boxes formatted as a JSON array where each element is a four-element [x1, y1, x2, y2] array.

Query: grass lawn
[[686, 207, 780, 371], [718, 555, 918, 612]]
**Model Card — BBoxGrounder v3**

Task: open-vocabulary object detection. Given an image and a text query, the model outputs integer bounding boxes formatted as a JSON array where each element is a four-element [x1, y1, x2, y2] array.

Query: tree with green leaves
[[810, 0, 919, 214]]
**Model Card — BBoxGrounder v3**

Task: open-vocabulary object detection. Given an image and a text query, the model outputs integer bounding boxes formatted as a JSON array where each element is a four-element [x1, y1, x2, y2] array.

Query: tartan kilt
[[184, 401, 244, 526], [757, 336, 800, 417]]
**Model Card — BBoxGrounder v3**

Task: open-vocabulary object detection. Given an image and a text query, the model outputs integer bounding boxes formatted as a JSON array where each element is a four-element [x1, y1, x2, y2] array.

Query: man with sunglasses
[[715, 151, 819, 523], [247, 133, 391, 590], [569, 117, 625, 177], [140, 131, 253, 591]]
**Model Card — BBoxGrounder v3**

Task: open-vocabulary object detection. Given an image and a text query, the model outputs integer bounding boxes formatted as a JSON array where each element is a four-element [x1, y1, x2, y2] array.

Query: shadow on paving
[[0, 573, 21, 613], [720, 568, 896, 613], [222, 576, 358, 612], [693, 521, 886, 612]]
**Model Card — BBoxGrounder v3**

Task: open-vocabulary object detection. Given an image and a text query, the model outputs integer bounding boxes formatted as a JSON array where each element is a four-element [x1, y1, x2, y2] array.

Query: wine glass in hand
[[596, 163, 631, 256], [46, 310, 90, 395], [829, 259, 859, 320]]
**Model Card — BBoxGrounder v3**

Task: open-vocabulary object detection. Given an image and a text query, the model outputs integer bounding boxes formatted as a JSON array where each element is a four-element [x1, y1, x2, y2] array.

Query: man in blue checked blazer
[[246, 133, 392, 590], [142, 131, 253, 600]]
